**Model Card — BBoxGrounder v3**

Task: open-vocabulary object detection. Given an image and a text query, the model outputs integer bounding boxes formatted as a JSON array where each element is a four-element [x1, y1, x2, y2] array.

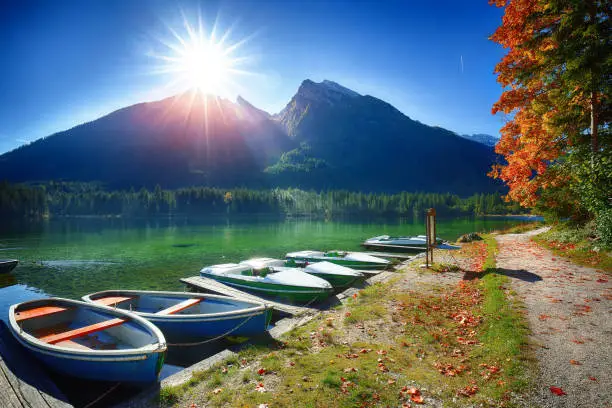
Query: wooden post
[[426, 208, 436, 267]]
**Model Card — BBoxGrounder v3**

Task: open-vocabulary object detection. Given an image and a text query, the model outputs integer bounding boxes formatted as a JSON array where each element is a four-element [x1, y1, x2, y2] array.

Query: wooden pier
[[180, 276, 316, 316], [0, 322, 72, 408]]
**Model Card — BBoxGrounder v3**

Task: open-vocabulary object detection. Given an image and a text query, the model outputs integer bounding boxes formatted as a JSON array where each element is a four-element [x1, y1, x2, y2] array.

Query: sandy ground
[[496, 228, 612, 408]]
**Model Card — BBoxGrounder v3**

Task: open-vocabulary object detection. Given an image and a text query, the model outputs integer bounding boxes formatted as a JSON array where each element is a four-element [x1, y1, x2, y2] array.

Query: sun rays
[[147, 12, 256, 97]]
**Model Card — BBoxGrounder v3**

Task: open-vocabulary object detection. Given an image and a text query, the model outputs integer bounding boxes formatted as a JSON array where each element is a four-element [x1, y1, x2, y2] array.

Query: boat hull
[[200, 273, 333, 304], [286, 256, 384, 270], [0, 259, 18, 274], [303, 272, 358, 289], [11, 335, 165, 382], [149, 310, 272, 341], [361, 243, 426, 253]]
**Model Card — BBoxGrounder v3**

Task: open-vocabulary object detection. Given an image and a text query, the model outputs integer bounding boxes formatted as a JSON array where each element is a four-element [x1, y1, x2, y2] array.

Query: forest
[[0, 181, 522, 220]]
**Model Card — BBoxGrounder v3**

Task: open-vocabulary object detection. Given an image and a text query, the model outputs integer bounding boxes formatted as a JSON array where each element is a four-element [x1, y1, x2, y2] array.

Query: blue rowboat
[[8, 298, 166, 383], [82, 290, 272, 342]]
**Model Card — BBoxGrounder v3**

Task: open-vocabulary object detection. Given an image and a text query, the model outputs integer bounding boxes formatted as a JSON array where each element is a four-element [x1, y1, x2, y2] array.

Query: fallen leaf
[[457, 385, 478, 397], [410, 394, 424, 404], [569, 360, 581, 365], [549, 386, 566, 396], [589, 376, 597, 381]]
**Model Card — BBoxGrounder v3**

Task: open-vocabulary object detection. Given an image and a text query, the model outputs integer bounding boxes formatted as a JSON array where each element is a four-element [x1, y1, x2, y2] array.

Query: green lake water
[[0, 215, 532, 313]]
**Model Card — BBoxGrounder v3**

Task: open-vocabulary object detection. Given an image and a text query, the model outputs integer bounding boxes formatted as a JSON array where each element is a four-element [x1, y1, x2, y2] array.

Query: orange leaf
[[410, 394, 424, 404], [569, 360, 581, 365]]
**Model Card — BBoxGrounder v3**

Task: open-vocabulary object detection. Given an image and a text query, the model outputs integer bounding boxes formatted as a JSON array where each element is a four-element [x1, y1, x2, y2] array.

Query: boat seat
[[93, 296, 136, 307], [55, 340, 93, 350], [155, 298, 202, 315], [39, 318, 126, 344], [15, 306, 70, 322]]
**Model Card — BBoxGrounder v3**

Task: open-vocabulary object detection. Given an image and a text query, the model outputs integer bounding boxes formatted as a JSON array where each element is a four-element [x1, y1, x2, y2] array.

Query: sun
[[176, 40, 229, 93], [148, 14, 252, 96], [182, 44, 230, 92]]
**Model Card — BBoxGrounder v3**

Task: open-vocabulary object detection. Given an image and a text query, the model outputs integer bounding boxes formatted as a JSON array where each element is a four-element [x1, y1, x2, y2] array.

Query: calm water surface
[[0, 215, 531, 316]]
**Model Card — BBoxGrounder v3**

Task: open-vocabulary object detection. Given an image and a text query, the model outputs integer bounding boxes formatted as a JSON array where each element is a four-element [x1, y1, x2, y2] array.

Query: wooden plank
[[0, 321, 72, 408], [15, 306, 68, 322], [92, 296, 134, 307], [180, 276, 313, 316], [40, 318, 126, 345], [0, 364, 23, 408], [155, 298, 202, 315]]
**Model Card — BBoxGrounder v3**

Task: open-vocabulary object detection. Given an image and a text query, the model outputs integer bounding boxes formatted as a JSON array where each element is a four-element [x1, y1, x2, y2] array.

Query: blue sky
[[0, 0, 505, 154]]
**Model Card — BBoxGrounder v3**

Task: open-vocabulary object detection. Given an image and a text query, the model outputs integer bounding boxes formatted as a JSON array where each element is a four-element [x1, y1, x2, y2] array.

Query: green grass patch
[[474, 235, 533, 396], [533, 224, 612, 272]]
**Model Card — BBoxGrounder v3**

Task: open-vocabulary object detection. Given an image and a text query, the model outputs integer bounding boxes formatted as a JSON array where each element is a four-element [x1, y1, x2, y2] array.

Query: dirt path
[[495, 228, 612, 408]]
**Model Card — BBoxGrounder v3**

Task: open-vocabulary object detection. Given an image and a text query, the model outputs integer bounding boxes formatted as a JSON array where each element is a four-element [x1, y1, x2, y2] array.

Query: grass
[[475, 235, 533, 395], [160, 239, 532, 407], [532, 223, 612, 272]]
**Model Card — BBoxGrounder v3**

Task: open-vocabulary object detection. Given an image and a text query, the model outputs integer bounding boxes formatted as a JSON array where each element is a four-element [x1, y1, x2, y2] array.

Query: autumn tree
[[489, 0, 611, 223]]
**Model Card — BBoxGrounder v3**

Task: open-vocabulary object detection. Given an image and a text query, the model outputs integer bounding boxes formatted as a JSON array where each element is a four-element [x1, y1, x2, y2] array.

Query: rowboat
[[82, 290, 272, 341], [285, 250, 390, 270], [0, 259, 18, 274], [200, 263, 333, 305], [362, 235, 443, 252], [8, 298, 166, 383], [241, 258, 364, 290]]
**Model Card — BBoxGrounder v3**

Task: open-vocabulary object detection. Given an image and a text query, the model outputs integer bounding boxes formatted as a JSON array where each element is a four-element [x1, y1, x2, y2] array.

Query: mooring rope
[[166, 313, 257, 347], [83, 382, 120, 408]]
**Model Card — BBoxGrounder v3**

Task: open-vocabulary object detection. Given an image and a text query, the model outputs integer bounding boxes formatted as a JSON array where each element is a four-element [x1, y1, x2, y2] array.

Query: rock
[[457, 233, 483, 243]]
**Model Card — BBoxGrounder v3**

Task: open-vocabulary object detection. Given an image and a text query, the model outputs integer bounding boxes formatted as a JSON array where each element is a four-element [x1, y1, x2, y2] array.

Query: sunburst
[[148, 13, 254, 96]]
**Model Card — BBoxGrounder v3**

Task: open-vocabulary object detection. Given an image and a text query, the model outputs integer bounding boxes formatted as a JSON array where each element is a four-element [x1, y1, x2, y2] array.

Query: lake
[[0, 215, 532, 313]]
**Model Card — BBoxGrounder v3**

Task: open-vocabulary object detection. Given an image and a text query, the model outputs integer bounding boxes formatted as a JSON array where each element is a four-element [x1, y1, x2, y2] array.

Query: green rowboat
[[200, 263, 333, 305], [285, 250, 390, 270]]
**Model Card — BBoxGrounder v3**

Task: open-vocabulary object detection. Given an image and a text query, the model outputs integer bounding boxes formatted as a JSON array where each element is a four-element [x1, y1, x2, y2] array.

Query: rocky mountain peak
[[295, 79, 360, 104]]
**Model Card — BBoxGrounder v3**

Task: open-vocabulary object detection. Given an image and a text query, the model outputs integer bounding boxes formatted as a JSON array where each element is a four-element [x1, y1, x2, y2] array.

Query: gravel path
[[496, 228, 612, 408]]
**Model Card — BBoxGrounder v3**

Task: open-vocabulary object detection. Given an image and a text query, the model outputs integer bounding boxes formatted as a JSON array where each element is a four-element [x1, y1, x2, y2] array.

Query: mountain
[[0, 92, 294, 188], [458, 133, 499, 147], [0, 80, 500, 194], [272, 80, 499, 194]]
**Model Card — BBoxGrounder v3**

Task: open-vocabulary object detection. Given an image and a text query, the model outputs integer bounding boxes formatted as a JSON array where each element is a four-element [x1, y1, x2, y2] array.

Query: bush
[[595, 209, 612, 248]]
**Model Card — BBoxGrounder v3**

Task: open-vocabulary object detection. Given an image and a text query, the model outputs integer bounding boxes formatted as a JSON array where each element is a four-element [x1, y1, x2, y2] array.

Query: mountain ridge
[[0, 80, 500, 194]]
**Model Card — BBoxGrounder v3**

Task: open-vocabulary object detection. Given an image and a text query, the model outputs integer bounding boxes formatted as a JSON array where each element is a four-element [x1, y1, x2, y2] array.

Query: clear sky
[[0, 0, 505, 154]]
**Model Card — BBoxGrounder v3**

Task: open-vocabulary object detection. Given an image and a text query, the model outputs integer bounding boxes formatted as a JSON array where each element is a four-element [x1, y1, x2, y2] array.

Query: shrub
[[595, 209, 612, 248]]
